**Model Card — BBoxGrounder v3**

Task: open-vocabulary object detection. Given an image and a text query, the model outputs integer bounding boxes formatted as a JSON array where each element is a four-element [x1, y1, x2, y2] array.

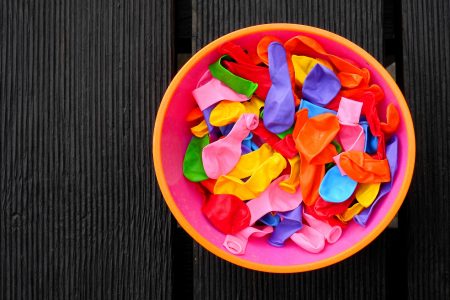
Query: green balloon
[[209, 55, 258, 98], [276, 127, 294, 139], [183, 135, 210, 182], [332, 140, 343, 154]]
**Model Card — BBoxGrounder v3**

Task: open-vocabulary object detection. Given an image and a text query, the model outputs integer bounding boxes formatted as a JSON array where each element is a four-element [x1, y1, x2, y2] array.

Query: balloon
[[186, 106, 204, 123], [355, 182, 381, 207], [290, 225, 325, 253], [299, 154, 324, 206], [360, 121, 378, 154], [263, 42, 295, 133], [337, 97, 363, 124], [183, 135, 210, 182], [340, 151, 391, 183], [291, 55, 325, 85], [218, 41, 261, 65], [269, 205, 303, 247], [190, 120, 208, 137], [245, 175, 303, 225], [259, 213, 281, 226], [303, 210, 342, 243], [319, 166, 358, 203], [273, 134, 298, 159], [192, 70, 249, 111], [294, 113, 340, 162], [214, 152, 287, 200], [279, 155, 300, 193], [209, 55, 258, 97], [337, 71, 363, 88], [202, 194, 251, 234], [354, 136, 398, 226], [226, 143, 274, 178], [223, 226, 273, 255], [302, 63, 341, 106], [314, 195, 354, 218], [209, 101, 246, 126], [380, 103, 400, 135], [223, 60, 271, 99], [202, 113, 258, 179], [299, 99, 337, 118], [337, 202, 365, 222]]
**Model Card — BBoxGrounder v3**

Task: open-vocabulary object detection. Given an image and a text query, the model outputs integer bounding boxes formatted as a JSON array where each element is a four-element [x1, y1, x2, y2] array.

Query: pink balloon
[[202, 114, 259, 179], [223, 226, 273, 255], [192, 70, 249, 111]]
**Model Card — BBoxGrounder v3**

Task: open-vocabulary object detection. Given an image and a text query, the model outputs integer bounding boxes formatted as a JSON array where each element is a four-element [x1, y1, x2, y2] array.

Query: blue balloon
[[319, 166, 358, 203]]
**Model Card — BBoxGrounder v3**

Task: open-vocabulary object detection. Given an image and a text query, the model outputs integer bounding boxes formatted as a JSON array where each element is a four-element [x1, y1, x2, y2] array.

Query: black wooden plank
[[0, 0, 173, 298], [192, 0, 383, 61], [191, 1, 391, 299], [401, 0, 450, 298]]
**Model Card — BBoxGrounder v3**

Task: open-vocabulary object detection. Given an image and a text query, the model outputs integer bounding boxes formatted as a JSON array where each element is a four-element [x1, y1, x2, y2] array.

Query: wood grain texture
[[192, 1, 392, 299], [192, 0, 383, 61], [0, 0, 173, 299], [402, 0, 450, 298]]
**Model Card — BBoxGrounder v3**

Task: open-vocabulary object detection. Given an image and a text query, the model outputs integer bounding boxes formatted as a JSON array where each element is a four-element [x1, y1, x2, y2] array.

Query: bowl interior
[[156, 26, 413, 271]]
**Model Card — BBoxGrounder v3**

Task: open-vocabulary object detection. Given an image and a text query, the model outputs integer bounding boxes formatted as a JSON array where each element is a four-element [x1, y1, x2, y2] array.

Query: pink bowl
[[153, 24, 415, 273]]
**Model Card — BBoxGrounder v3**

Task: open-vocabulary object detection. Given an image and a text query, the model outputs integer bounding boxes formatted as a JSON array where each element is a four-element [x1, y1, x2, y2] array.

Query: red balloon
[[202, 194, 251, 234]]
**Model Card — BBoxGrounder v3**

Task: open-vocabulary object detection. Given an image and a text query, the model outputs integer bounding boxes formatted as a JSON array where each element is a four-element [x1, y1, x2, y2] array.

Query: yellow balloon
[[227, 144, 274, 179], [209, 101, 246, 126], [190, 120, 208, 137], [336, 202, 365, 222], [355, 183, 381, 208], [214, 152, 287, 200], [243, 96, 265, 116], [291, 55, 320, 86], [279, 155, 300, 193]]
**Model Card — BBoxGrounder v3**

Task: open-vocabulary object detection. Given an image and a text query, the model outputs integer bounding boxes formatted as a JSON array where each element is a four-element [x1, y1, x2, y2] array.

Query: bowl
[[153, 24, 415, 273]]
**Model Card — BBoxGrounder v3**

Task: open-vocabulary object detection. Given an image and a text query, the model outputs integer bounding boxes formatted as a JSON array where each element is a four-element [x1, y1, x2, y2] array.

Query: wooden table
[[1, 0, 449, 299]]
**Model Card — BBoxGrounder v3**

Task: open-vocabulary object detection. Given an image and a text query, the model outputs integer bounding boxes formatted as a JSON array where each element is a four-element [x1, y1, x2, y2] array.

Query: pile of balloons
[[183, 35, 400, 255]]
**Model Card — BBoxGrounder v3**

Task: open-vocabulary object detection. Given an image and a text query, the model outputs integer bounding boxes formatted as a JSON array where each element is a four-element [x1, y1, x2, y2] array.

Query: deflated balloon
[[340, 151, 391, 183], [214, 152, 286, 200], [319, 165, 358, 203], [202, 194, 251, 234], [299, 99, 337, 118], [302, 64, 341, 106], [183, 135, 210, 182], [269, 205, 303, 247], [354, 136, 398, 226], [294, 113, 340, 162], [209, 55, 258, 97], [263, 42, 295, 133], [202, 113, 259, 179], [192, 70, 249, 111], [223, 60, 271, 99]]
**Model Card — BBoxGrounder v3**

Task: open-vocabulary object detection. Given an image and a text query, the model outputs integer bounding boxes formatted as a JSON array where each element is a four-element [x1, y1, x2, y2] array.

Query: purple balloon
[[354, 136, 399, 226], [263, 42, 295, 134], [302, 63, 341, 106], [203, 104, 221, 141], [268, 204, 303, 247]]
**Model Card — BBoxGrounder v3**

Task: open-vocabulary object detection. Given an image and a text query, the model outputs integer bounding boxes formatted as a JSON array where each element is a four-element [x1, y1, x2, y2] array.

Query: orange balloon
[[257, 36, 283, 65], [337, 72, 363, 88], [292, 108, 309, 138], [295, 113, 340, 162], [310, 143, 338, 165], [380, 103, 400, 135], [186, 106, 204, 123], [299, 154, 325, 206], [340, 151, 391, 183]]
